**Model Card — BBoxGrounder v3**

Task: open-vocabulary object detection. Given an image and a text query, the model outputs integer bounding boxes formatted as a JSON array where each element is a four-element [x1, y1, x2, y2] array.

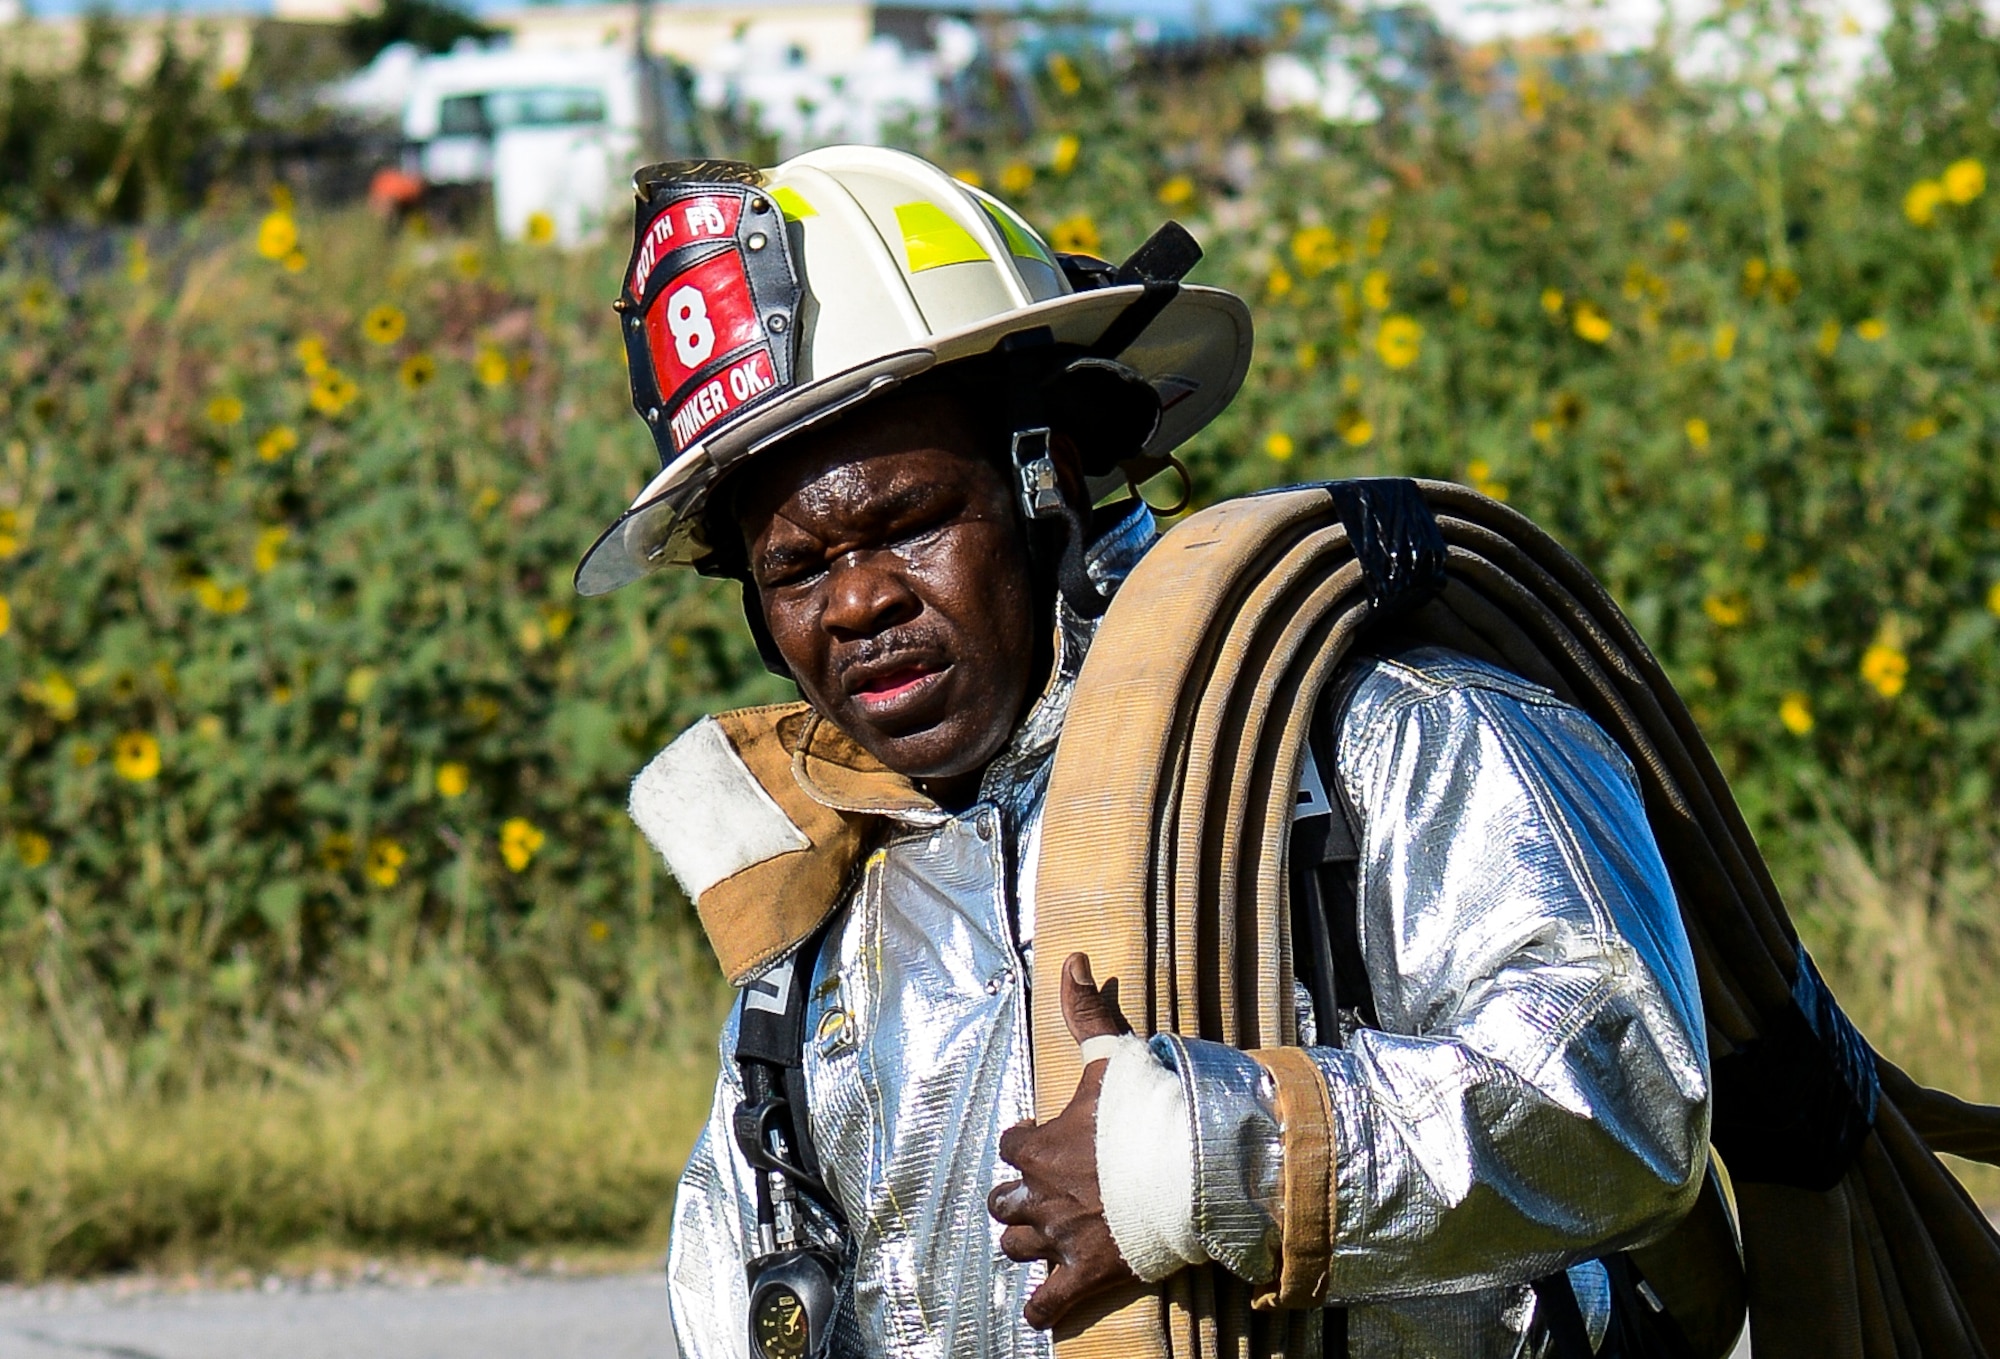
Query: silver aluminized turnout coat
[[649, 506, 1710, 1359]]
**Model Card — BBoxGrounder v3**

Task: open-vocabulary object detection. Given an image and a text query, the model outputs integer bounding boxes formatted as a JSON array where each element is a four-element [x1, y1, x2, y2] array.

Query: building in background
[[19, 0, 1903, 240]]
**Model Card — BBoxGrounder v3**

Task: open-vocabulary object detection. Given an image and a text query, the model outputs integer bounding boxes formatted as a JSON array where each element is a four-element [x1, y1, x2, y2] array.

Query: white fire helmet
[[573, 144, 1254, 596]]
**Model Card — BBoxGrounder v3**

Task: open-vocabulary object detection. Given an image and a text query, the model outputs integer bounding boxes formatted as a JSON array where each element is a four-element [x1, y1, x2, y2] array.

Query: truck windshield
[[486, 87, 607, 127], [438, 93, 490, 137], [436, 88, 607, 137]]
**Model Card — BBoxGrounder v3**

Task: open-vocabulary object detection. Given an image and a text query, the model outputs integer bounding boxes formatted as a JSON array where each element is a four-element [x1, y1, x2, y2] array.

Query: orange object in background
[[368, 167, 424, 215]]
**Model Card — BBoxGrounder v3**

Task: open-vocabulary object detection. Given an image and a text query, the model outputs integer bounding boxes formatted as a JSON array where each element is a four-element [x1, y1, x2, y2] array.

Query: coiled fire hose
[[1031, 481, 2000, 1359]]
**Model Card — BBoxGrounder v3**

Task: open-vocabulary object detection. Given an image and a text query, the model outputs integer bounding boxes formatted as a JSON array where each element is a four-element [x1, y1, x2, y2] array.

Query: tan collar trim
[[789, 709, 943, 821]]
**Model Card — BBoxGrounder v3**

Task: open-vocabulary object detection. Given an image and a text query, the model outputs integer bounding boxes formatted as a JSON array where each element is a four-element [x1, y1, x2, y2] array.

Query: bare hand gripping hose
[[1031, 481, 2000, 1359]]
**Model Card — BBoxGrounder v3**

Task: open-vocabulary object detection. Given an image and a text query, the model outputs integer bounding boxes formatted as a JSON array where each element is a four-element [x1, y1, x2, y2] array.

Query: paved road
[[0, 1271, 1759, 1359], [0, 1273, 676, 1359]]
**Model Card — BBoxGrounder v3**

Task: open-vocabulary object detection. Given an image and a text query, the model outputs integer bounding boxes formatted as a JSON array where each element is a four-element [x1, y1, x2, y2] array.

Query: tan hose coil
[[1032, 483, 2000, 1359]]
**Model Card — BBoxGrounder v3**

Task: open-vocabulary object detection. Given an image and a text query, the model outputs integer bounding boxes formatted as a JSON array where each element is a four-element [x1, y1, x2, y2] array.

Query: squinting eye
[[888, 520, 955, 554], [759, 560, 823, 591]]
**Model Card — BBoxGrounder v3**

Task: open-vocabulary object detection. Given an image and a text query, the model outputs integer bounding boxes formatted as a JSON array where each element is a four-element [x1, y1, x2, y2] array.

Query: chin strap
[[740, 581, 796, 682], [1007, 220, 1202, 625], [1002, 329, 1108, 621]]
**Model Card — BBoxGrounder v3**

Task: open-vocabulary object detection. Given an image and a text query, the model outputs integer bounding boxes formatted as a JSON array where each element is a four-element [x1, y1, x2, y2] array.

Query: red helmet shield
[[618, 162, 804, 466]]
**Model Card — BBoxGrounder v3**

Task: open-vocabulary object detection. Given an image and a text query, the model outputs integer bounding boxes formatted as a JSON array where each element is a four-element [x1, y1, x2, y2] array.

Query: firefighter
[[578, 146, 1708, 1359]]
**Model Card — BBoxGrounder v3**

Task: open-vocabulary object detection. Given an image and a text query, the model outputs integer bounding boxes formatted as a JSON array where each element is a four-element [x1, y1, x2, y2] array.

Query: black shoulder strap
[[1289, 677, 1368, 1355], [1285, 480, 1447, 1038], [1290, 671, 1377, 1038], [733, 919, 843, 1224]]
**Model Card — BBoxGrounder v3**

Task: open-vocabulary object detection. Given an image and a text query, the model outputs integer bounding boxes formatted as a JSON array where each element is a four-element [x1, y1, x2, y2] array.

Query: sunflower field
[[3, 0, 2000, 1272]]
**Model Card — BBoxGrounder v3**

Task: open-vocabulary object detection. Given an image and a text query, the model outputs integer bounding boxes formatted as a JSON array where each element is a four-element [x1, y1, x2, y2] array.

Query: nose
[[821, 551, 920, 640]]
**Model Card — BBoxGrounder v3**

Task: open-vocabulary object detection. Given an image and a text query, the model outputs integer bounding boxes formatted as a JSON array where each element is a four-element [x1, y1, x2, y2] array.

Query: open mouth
[[852, 663, 944, 705]]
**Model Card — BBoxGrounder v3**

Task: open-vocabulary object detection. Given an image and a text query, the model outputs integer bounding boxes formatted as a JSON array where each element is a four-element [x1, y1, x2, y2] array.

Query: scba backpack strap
[[733, 925, 838, 1212], [733, 921, 845, 1359]]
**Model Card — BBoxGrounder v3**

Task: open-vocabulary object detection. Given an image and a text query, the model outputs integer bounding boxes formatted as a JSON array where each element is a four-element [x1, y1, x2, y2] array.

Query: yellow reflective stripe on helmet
[[772, 187, 817, 221], [894, 201, 991, 272], [982, 202, 1055, 267]]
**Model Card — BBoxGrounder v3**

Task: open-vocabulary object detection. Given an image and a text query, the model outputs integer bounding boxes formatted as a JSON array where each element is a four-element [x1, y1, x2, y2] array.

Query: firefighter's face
[[736, 393, 1042, 803]]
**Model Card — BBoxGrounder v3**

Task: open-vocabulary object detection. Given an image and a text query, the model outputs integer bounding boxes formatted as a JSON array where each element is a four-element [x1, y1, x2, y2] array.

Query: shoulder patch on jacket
[[630, 715, 811, 899], [630, 702, 880, 985]]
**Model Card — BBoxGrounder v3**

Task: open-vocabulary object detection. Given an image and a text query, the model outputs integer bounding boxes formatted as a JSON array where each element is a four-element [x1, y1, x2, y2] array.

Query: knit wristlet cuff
[[1083, 1032, 1208, 1283]]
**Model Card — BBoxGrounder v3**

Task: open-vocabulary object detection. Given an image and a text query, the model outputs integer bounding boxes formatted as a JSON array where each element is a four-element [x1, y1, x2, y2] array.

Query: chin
[[864, 714, 1014, 787]]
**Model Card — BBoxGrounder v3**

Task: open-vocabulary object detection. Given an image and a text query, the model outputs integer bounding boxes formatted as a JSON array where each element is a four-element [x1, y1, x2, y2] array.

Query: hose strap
[[1712, 951, 1880, 1191], [1321, 478, 1446, 617]]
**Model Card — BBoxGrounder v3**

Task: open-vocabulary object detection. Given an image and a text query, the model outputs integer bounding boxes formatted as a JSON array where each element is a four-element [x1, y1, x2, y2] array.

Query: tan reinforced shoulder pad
[[790, 710, 937, 818], [1247, 1046, 1338, 1310], [629, 702, 883, 984]]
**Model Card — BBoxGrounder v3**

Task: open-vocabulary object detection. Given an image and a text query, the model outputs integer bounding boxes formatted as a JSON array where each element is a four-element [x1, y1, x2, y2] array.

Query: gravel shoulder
[[0, 1271, 675, 1359]]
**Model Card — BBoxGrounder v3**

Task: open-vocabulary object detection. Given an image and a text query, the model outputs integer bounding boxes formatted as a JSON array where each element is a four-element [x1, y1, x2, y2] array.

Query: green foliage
[[0, 16, 247, 224], [944, 0, 2000, 1126], [1, 210, 770, 1100], [958, 1, 2000, 892], [341, 0, 502, 65]]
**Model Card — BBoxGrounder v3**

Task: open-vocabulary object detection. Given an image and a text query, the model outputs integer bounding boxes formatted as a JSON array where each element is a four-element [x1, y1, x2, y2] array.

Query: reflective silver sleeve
[[1169, 651, 1712, 1301], [667, 1015, 757, 1359], [1150, 1033, 1284, 1284]]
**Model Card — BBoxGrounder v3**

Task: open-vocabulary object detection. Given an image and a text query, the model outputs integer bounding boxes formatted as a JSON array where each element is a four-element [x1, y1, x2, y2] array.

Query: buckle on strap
[[1012, 427, 1064, 519]]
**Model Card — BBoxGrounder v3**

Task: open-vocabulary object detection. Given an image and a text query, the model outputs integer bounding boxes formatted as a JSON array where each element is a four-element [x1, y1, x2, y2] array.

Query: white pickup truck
[[340, 43, 692, 245]]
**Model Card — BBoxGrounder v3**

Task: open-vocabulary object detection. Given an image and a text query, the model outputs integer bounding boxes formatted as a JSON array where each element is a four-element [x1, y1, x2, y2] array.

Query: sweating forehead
[[729, 389, 1003, 532]]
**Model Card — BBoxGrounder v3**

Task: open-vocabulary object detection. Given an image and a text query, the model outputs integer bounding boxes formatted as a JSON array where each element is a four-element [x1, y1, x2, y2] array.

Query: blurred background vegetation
[[4, 0, 2000, 1277]]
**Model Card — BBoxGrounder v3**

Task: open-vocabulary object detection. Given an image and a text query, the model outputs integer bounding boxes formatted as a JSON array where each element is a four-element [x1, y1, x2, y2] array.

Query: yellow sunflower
[[114, 732, 161, 783], [500, 817, 545, 872], [1778, 693, 1814, 736], [257, 425, 299, 461], [1050, 214, 1100, 255], [362, 304, 407, 346], [14, 830, 52, 868], [366, 839, 407, 888], [1944, 158, 1986, 204], [436, 763, 470, 799], [1050, 133, 1080, 176], [1860, 643, 1908, 698], [256, 212, 298, 261], [1375, 315, 1423, 370]]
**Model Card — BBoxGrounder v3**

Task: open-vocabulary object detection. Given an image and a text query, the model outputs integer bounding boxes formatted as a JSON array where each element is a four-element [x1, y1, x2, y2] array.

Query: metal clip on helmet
[[574, 145, 1254, 598]]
